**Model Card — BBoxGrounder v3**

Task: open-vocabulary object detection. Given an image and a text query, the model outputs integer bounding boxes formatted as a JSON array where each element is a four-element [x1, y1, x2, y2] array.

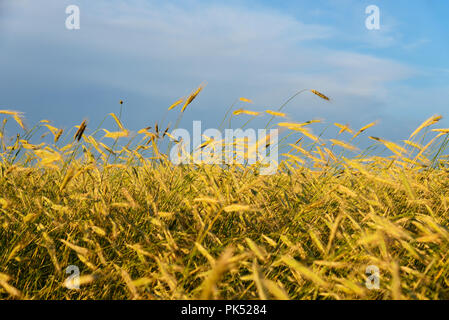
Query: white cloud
[[59, 0, 414, 100], [1, 0, 446, 139]]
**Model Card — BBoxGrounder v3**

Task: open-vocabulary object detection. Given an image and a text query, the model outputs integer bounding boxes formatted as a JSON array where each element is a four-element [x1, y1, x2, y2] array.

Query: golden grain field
[[1, 88, 449, 300]]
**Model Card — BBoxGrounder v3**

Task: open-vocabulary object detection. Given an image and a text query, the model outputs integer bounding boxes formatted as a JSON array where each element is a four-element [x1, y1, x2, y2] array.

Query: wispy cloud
[[0, 0, 447, 140]]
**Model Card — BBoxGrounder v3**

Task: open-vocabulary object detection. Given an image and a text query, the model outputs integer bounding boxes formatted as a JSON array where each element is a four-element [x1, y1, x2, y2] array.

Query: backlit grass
[[1, 89, 449, 300]]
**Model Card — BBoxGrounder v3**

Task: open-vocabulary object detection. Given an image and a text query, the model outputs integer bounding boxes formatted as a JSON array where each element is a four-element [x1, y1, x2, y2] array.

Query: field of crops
[[1, 88, 449, 300]]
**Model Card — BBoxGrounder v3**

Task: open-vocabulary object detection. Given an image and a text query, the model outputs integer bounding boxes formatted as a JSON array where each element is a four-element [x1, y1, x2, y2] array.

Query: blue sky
[[0, 0, 448, 142]]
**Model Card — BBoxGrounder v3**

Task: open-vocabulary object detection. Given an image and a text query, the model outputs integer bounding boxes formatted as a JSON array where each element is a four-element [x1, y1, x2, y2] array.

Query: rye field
[[1, 88, 449, 300]]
